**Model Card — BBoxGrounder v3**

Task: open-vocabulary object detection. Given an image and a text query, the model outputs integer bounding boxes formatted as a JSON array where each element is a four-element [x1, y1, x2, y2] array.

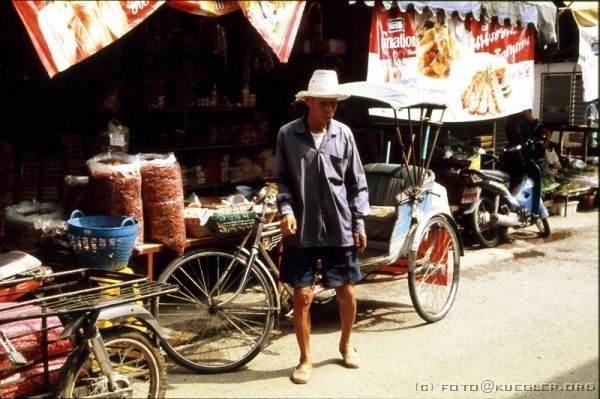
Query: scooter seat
[[469, 169, 510, 183]]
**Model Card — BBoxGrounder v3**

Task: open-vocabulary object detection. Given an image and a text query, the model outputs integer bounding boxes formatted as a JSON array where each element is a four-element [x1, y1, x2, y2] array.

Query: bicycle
[[0, 261, 177, 398]]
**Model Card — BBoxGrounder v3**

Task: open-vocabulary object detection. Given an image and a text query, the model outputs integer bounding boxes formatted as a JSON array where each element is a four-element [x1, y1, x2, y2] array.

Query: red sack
[[0, 304, 72, 398], [140, 153, 186, 255]]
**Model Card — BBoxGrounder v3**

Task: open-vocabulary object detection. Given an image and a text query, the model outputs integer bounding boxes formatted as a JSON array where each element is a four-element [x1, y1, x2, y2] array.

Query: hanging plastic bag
[[86, 152, 144, 251], [140, 153, 186, 255]]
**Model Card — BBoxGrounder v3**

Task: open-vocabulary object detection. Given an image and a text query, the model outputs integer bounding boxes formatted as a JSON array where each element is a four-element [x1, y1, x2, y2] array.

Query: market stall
[[0, 1, 573, 279]]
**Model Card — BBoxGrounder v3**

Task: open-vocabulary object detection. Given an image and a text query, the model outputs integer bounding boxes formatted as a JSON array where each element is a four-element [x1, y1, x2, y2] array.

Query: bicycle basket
[[67, 210, 138, 270], [207, 211, 257, 237]]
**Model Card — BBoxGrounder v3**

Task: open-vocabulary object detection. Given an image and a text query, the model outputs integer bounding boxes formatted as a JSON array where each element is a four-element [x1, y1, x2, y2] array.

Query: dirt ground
[[165, 209, 599, 399]]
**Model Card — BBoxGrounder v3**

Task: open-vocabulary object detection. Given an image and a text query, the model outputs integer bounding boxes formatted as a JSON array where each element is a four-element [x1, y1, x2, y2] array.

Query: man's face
[[306, 97, 338, 124]]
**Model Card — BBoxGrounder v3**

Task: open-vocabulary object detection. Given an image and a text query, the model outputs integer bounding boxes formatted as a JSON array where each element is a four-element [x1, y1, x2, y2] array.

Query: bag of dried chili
[[140, 153, 186, 255], [86, 152, 144, 251]]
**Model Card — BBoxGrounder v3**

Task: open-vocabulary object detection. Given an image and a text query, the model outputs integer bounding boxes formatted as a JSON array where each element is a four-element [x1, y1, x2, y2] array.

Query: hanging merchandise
[[570, 2, 598, 102], [86, 152, 144, 252], [95, 119, 131, 154], [367, 3, 537, 122], [139, 153, 186, 255]]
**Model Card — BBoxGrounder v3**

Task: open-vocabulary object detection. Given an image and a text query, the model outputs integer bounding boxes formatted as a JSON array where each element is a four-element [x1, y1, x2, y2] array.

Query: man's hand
[[354, 232, 367, 253], [280, 214, 297, 237]]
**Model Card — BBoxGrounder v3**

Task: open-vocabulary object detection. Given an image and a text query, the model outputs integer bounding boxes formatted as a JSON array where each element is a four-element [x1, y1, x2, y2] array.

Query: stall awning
[[352, 1, 558, 45], [13, 1, 305, 78]]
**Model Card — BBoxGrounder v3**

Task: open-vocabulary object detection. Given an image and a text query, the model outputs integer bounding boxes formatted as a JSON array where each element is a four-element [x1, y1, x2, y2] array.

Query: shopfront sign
[[13, 1, 165, 78], [367, 7, 535, 122]]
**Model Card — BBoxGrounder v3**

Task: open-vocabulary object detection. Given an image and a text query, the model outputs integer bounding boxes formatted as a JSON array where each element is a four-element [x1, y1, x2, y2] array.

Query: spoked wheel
[[153, 249, 276, 373], [56, 327, 166, 398], [408, 216, 460, 323], [535, 217, 551, 237], [471, 197, 501, 248]]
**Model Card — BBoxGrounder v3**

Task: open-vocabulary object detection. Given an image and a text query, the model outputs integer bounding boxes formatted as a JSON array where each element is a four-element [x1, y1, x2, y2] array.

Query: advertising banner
[[13, 1, 165, 78], [367, 7, 535, 122], [240, 1, 306, 63], [14, 1, 304, 78]]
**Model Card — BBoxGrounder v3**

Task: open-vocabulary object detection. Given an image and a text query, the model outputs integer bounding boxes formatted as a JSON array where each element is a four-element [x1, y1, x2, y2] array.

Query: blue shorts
[[280, 245, 362, 288]]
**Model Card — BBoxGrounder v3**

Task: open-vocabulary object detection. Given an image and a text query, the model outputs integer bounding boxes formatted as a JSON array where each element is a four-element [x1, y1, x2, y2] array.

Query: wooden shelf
[[165, 141, 270, 152], [185, 177, 272, 192], [137, 235, 236, 279], [144, 106, 256, 113]]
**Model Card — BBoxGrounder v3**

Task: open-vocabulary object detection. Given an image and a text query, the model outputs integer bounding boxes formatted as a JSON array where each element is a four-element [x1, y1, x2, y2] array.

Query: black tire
[[535, 217, 551, 237], [55, 327, 166, 398], [408, 216, 460, 323], [153, 248, 277, 373], [471, 197, 501, 248]]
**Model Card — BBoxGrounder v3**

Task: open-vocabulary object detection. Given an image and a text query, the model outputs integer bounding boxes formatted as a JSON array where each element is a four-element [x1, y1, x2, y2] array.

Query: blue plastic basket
[[67, 210, 139, 270]]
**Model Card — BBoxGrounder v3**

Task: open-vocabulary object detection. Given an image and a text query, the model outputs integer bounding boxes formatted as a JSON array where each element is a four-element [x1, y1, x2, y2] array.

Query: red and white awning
[[352, 1, 558, 45]]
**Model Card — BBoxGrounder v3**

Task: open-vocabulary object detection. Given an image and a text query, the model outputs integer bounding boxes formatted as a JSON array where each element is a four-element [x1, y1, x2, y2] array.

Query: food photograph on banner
[[367, 4, 535, 122]]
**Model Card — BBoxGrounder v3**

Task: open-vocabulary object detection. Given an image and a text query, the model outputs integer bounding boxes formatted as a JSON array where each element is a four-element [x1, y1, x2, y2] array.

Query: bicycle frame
[[211, 201, 286, 310]]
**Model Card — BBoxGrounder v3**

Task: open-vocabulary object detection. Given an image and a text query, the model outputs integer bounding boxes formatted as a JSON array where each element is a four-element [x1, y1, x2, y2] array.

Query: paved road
[[166, 210, 598, 398]]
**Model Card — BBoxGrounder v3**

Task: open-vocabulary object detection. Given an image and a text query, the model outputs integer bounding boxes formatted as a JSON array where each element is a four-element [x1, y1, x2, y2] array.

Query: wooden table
[[137, 236, 226, 279], [552, 186, 596, 216], [546, 124, 596, 163]]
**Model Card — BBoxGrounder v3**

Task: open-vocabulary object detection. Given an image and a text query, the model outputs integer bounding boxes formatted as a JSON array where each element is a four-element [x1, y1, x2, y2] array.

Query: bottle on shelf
[[210, 84, 218, 107]]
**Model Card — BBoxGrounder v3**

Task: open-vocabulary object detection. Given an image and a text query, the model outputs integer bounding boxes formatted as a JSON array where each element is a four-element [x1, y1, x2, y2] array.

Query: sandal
[[290, 362, 314, 384], [340, 346, 360, 369]]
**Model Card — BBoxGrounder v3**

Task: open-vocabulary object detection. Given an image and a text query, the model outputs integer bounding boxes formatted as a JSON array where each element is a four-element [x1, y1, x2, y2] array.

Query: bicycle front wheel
[[56, 327, 166, 398], [154, 248, 277, 373], [408, 216, 460, 323]]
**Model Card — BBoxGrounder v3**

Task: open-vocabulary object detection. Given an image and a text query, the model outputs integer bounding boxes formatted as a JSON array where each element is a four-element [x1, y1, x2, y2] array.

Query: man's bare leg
[[336, 284, 360, 368], [293, 286, 314, 364]]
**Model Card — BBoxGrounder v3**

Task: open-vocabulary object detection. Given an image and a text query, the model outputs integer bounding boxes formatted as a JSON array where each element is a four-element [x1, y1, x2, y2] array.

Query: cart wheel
[[408, 216, 460, 323], [153, 248, 277, 373]]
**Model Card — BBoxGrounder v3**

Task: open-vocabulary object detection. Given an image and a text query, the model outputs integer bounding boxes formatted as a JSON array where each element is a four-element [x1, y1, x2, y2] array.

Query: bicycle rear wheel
[[154, 248, 276, 373], [56, 327, 166, 398], [408, 216, 460, 323]]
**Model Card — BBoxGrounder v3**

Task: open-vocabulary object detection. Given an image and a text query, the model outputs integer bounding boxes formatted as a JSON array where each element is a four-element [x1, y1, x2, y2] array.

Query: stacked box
[[61, 134, 87, 175], [40, 154, 63, 202], [13, 152, 40, 203], [0, 141, 14, 238]]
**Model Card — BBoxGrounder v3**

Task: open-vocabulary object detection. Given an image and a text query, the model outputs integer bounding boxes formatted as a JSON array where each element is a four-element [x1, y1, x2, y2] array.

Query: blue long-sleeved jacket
[[274, 116, 370, 248]]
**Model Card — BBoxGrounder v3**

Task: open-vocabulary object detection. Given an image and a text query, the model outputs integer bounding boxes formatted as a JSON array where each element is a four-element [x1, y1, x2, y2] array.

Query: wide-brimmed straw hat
[[295, 69, 350, 102]]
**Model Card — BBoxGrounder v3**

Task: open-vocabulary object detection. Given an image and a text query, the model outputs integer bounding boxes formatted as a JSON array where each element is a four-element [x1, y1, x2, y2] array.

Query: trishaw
[[152, 81, 463, 373]]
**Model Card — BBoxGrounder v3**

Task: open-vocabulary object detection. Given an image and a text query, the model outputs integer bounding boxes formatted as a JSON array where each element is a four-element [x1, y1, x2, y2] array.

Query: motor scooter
[[458, 138, 551, 247]]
